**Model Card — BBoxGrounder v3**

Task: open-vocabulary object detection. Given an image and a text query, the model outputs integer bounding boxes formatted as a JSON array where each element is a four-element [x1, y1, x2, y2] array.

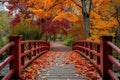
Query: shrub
[[10, 16, 42, 40], [63, 38, 73, 46]]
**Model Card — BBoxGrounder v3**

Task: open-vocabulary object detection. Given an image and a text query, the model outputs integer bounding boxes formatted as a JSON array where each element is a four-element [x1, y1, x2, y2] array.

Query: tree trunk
[[84, 17, 90, 38], [45, 36, 48, 41], [60, 34, 64, 41], [53, 34, 56, 42], [81, 0, 91, 38]]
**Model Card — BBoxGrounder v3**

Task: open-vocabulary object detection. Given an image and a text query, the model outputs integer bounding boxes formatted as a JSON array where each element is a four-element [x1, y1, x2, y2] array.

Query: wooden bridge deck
[[21, 51, 102, 80], [21, 42, 101, 80], [0, 36, 120, 80]]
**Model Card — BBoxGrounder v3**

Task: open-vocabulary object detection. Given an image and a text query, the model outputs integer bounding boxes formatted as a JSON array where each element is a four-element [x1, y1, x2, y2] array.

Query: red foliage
[[40, 18, 70, 35], [10, 14, 21, 26], [7, 5, 15, 11]]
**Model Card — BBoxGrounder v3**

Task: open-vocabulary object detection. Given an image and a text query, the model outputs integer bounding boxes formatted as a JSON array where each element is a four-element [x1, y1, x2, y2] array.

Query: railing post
[[9, 36, 22, 79], [90, 43, 93, 59], [100, 36, 112, 80], [47, 41, 50, 50], [72, 42, 74, 51]]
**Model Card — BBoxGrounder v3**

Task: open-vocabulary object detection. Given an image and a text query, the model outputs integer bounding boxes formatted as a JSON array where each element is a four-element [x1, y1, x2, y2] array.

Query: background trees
[[90, 0, 119, 40], [1, 0, 120, 41], [0, 11, 11, 48]]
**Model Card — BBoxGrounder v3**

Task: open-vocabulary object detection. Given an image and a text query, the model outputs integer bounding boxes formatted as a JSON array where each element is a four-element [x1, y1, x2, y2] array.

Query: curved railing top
[[0, 36, 50, 80], [0, 42, 14, 55], [72, 36, 120, 80], [107, 41, 120, 55], [73, 40, 100, 45]]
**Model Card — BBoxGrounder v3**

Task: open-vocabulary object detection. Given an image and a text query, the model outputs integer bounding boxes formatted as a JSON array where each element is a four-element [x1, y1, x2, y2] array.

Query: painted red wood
[[108, 55, 120, 70], [108, 69, 119, 80], [0, 36, 50, 80], [107, 41, 120, 55], [72, 36, 120, 80], [0, 55, 14, 70], [100, 36, 113, 79], [0, 42, 15, 80], [1, 35, 119, 80], [9, 36, 22, 79], [2, 69, 15, 80], [0, 42, 14, 55], [9, 36, 50, 79]]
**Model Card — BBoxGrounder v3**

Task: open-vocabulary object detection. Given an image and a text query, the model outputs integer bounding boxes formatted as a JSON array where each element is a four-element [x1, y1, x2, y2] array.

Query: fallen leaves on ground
[[63, 51, 100, 80], [20, 51, 101, 80]]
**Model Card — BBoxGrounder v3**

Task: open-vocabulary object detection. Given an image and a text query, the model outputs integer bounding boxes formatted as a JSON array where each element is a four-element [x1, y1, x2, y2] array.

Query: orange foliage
[[27, 0, 79, 22], [89, 0, 119, 40], [7, 0, 119, 40]]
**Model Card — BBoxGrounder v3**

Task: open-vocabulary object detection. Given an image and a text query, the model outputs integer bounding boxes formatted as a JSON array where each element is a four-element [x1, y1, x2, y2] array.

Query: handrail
[[107, 41, 120, 55], [108, 55, 120, 70], [107, 41, 120, 80], [72, 40, 101, 71], [0, 55, 14, 70], [21, 40, 47, 44], [72, 36, 120, 80], [0, 42, 15, 80], [9, 36, 50, 79], [0, 36, 50, 80], [0, 42, 14, 55], [2, 69, 15, 80], [108, 69, 119, 80]]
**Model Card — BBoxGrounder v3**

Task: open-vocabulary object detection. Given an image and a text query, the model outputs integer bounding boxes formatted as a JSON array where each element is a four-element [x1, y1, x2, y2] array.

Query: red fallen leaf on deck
[[69, 54, 76, 61], [33, 61, 40, 65], [75, 65, 82, 68], [75, 68, 83, 75], [21, 72, 36, 80], [21, 51, 100, 80], [86, 72, 99, 80], [87, 66, 96, 71], [64, 60, 70, 64], [69, 52, 100, 79]]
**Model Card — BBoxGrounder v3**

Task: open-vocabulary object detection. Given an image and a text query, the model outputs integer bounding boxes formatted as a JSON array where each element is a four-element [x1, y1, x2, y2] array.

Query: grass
[[63, 38, 73, 46]]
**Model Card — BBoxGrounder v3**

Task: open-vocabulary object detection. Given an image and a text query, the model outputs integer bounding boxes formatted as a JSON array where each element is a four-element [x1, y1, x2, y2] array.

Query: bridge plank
[[20, 51, 101, 80]]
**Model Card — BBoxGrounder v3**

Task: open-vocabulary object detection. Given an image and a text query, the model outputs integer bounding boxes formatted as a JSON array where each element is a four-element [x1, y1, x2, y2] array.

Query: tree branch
[[71, 0, 82, 9]]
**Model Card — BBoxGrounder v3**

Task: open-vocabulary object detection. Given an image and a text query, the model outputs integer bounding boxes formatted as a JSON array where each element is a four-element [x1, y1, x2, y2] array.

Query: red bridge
[[0, 36, 120, 80]]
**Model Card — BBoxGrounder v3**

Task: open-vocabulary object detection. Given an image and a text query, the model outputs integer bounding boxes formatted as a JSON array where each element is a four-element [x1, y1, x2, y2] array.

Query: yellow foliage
[[29, 8, 45, 18], [45, 11, 51, 17], [114, 0, 120, 5], [66, 12, 78, 22], [92, 0, 104, 7], [53, 12, 78, 22], [91, 11, 101, 20], [89, 0, 120, 40], [44, 0, 55, 9], [52, 11, 66, 22]]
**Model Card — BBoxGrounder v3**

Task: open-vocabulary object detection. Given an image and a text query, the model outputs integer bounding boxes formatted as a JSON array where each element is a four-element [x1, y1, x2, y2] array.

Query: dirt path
[[50, 41, 72, 52]]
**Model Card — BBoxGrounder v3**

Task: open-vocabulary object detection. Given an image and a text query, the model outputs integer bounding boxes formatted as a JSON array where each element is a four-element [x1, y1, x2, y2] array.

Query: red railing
[[0, 36, 50, 80], [72, 36, 120, 80], [0, 42, 15, 80]]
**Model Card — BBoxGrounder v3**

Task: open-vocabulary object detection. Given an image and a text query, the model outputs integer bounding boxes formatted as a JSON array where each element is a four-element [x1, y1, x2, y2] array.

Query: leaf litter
[[21, 51, 101, 80]]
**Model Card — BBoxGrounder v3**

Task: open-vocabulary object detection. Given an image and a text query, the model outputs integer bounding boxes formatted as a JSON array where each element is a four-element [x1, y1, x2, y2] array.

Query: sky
[[0, 2, 9, 11]]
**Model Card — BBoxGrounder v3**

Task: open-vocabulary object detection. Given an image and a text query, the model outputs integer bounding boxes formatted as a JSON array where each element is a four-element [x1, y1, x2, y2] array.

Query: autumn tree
[[88, 0, 118, 40], [110, 0, 120, 43], [3, 0, 119, 40], [4, 0, 87, 39], [5, 0, 79, 40]]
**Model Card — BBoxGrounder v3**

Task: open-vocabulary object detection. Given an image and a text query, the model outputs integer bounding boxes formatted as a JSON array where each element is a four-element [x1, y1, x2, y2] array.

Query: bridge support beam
[[100, 36, 113, 80], [9, 36, 23, 79]]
